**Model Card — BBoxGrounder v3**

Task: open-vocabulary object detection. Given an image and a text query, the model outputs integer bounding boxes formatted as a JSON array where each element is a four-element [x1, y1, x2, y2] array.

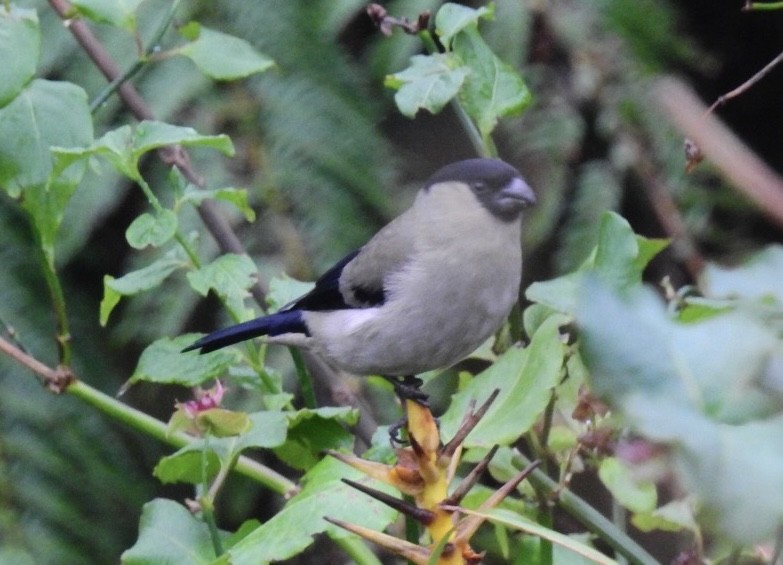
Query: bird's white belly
[[305, 250, 521, 376]]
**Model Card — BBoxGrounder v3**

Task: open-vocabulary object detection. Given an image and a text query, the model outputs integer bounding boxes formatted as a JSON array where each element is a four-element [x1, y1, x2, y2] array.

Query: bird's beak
[[500, 177, 536, 208]]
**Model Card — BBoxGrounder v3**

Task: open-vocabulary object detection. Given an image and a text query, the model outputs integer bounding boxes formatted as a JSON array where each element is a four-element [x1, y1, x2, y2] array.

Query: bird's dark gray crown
[[424, 158, 534, 221]]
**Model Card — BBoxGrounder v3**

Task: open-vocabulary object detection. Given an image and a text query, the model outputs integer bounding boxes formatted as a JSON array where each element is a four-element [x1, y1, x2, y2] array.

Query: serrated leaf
[[440, 314, 566, 447], [225, 457, 397, 564], [186, 254, 258, 318], [121, 499, 216, 564], [434, 2, 494, 48], [385, 53, 469, 118], [274, 407, 358, 471], [126, 210, 178, 249], [266, 274, 314, 311], [453, 28, 531, 138], [129, 335, 238, 388], [69, 0, 143, 31], [100, 252, 185, 325], [181, 186, 255, 222], [0, 6, 39, 107], [598, 457, 656, 514], [177, 25, 275, 80]]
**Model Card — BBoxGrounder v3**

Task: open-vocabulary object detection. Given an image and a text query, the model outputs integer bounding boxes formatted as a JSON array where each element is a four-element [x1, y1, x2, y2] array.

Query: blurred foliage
[[1, 0, 783, 563]]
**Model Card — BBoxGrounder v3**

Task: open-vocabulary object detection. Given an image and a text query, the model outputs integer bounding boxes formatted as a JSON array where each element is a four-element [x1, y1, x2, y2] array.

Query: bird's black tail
[[182, 310, 308, 354]]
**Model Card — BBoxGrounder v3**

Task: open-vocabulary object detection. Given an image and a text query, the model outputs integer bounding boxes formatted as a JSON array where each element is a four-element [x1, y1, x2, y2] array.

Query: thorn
[[442, 445, 500, 507], [440, 389, 500, 459], [324, 516, 431, 565], [453, 460, 541, 544], [342, 478, 435, 525], [326, 450, 423, 495]]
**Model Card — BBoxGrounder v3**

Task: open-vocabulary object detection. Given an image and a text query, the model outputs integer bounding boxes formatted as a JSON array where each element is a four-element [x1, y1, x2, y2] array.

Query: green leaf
[[703, 244, 783, 304], [156, 411, 288, 485], [225, 457, 397, 564], [274, 407, 358, 470], [453, 28, 532, 138], [69, 0, 143, 31], [577, 278, 783, 544], [266, 274, 314, 311], [0, 6, 39, 107], [121, 499, 216, 564], [0, 79, 93, 266], [434, 2, 494, 48], [186, 254, 258, 319], [598, 457, 656, 514], [631, 498, 697, 533], [125, 210, 178, 249], [181, 186, 256, 222], [197, 408, 251, 437], [385, 53, 469, 118], [440, 314, 566, 447], [526, 212, 668, 315], [132, 120, 234, 158], [578, 277, 782, 423], [129, 335, 238, 387], [177, 25, 275, 81], [52, 125, 137, 180], [100, 255, 183, 325]]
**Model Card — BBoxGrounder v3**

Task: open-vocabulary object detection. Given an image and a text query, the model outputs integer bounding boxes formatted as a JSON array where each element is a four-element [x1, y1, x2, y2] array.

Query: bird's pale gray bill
[[502, 177, 536, 206]]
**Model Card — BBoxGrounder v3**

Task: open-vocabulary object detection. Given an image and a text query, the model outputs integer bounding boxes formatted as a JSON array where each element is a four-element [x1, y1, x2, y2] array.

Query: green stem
[[66, 379, 297, 495], [200, 442, 226, 557], [744, 1, 783, 9], [289, 348, 316, 409], [512, 452, 659, 565], [418, 29, 495, 158], [90, 0, 181, 112], [37, 243, 71, 366]]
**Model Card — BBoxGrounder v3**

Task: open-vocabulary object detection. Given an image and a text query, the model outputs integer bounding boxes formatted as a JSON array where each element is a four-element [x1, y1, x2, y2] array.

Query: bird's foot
[[383, 375, 429, 446], [384, 375, 429, 405]]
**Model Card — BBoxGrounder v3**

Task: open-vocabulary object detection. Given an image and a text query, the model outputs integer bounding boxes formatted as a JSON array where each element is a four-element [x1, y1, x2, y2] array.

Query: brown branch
[[652, 76, 783, 231], [46, 0, 378, 439], [705, 49, 783, 116], [0, 336, 74, 393]]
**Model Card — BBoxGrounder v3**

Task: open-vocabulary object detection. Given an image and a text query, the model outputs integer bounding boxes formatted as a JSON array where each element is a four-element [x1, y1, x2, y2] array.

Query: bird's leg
[[384, 375, 429, 446]]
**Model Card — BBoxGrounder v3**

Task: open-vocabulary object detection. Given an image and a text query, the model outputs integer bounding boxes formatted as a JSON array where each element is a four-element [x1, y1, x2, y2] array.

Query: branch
[[651, 76, 783, 231]]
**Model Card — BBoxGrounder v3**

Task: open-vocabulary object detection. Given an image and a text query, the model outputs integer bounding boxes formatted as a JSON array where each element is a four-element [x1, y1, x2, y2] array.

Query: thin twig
[[705, 49, 783, 115], [652, 76, 783, 231]]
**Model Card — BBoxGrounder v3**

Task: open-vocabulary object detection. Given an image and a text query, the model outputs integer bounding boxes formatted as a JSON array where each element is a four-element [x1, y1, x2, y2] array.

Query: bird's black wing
[[285, 249, 384, 312]]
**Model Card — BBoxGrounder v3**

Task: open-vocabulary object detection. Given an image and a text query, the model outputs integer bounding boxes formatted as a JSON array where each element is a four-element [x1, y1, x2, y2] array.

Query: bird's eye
[[471, 181, 489, 194]]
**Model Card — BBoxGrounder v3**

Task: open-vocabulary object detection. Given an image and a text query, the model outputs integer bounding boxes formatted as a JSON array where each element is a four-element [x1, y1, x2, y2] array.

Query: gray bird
[[184, 158, 535, 396]]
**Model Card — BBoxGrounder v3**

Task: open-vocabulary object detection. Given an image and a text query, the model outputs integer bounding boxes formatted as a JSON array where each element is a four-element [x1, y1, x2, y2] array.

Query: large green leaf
[[225, 457, 397, 564], [0, 79, 93, 265], [453, 27, 531, 138], [121, 499, 217, 564], [385, 53, 469, 118], [0, 6, 39, 107], [440, 314, 566, 447], [577, 278, 783, 543], [129, 335, 239, 388]]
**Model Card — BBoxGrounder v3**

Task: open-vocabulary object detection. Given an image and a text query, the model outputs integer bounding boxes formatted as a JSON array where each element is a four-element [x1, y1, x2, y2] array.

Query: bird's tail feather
[[182, 310, 308, 354]]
